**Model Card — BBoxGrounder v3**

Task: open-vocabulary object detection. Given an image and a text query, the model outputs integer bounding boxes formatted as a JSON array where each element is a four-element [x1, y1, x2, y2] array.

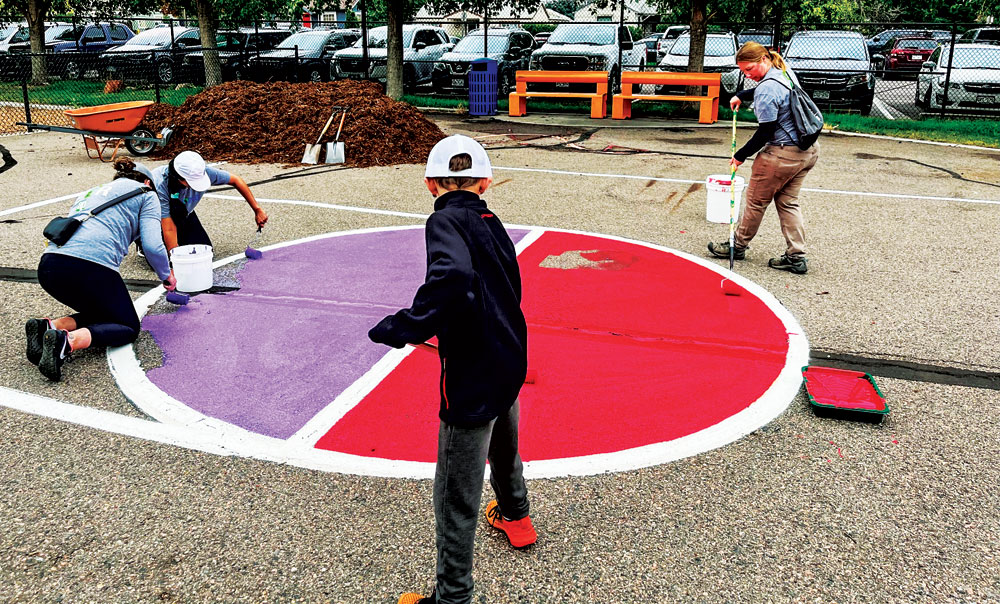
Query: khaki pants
[[735, 143, 819, 258]]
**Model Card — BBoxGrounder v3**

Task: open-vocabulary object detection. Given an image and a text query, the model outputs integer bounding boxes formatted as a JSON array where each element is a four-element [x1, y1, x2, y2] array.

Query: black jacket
[[368, 190, 528, 426]]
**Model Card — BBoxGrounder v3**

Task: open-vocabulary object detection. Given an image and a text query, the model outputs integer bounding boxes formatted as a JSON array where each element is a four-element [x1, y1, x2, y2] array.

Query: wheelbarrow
[[17, 100, 173, 162]]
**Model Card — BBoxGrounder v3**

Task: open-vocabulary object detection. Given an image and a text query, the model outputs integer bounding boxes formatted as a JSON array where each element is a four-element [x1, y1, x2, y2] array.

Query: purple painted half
[[143, 227, 530, 439]]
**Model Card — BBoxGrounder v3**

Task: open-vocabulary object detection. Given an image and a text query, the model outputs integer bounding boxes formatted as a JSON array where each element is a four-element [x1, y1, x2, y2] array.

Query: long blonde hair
[[736, 41, 787, 71]]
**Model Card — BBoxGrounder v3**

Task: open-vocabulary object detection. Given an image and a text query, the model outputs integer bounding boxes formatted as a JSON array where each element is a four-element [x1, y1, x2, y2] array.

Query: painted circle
[[113, 226, 807, 478]]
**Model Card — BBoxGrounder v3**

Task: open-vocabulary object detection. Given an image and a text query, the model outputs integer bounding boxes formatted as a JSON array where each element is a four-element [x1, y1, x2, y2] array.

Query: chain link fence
[[2, 13, 998, 137]]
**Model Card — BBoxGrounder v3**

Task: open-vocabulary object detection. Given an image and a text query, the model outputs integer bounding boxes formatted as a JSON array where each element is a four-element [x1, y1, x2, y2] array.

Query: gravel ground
[[0, 115, 998, 603]]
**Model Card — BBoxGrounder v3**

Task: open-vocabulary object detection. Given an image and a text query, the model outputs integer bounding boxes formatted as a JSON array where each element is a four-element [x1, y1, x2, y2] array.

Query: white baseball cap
[[424, 135, 492, 179], [173, 151, 212, 192]]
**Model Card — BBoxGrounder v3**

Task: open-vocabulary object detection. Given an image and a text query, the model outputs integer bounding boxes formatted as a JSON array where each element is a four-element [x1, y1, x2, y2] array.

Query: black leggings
[[37, 254, 140, 348]]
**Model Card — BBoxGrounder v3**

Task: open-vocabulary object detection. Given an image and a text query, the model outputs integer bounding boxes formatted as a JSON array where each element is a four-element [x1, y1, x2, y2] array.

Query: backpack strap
[[74, 185, 152, 223]]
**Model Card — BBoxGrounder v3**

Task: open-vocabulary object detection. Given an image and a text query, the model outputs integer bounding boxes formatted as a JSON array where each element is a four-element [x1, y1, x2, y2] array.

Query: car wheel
[[403, 66, 416, 92], [498, 70, 512, 96], [64, 60, 80, 80], [860, 95, 874, 116], [924, 86, 934, 110], [157, 61, 173, 84], [124, 128, 156, 156]]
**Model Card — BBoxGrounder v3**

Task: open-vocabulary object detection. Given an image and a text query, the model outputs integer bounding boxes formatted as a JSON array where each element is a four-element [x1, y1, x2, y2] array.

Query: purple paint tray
[[802, 366, 889, 422]]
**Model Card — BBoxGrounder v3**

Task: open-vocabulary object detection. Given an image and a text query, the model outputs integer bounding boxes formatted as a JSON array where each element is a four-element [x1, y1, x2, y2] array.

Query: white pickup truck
[[528, 23, 645, 91]]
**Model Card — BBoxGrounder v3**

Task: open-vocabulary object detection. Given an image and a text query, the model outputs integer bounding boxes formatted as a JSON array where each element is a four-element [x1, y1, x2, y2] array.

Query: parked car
[[882, 36, 938, 79], [957, 27, 1000, 46], [532, 31, 552, 48], [528, 23, 644, 91], [783, 30, 877, 115], [655, 25, 689, 61], [915, 43, 1000, 111], [8, 22, 133, 78], [179, 28, 291, 82], [0, 22, 71, 79], [249, 29, 358, 83], [103, 26, 201, 84], [637, 32, 664, 63], [657, 32, 742, 97], [866, 28, 937, 55], [431, 27, 534, 96], [333, 25, 451, 90]]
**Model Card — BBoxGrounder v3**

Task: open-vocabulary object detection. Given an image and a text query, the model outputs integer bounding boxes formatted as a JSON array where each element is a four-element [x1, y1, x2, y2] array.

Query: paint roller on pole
[[409, 341, 537, 384], [721, 111, 742, 297]]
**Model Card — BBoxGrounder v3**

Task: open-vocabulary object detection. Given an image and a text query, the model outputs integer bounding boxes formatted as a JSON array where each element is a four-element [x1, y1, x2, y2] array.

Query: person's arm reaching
[[161, 216, 179, 252], [733, 120, 778, 164], [228, 174, 268, 228], [369, 213, 475, 348]]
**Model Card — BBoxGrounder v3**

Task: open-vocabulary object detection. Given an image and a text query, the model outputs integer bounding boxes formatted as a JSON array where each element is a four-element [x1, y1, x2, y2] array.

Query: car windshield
[[670, 35, 736, 57], [548, 24, 616, 46], [276, 31, 328, 51], [895, 39, 936, 50], [214, 33, 243, 48], [949, 46, 1000, 69], [351, 27, 415, 49], [0, 24, 19, 39], [739, 33, 772, 45], [124, 27, 175, 47], [786, 36, 866, 60], [452, 34, 509, 53], [53, 26, 86, 42]]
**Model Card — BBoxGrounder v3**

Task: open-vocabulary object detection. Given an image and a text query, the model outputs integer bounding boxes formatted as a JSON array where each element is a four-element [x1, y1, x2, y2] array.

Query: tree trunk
[[385, 0, 405, 100], [26, 0, 51, 85], [195, 0, 222, 88], [686, 0, 708, 100]]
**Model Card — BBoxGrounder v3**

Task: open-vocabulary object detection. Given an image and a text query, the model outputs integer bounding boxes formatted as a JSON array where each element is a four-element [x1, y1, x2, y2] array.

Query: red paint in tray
[[802, 366, 889, 421]]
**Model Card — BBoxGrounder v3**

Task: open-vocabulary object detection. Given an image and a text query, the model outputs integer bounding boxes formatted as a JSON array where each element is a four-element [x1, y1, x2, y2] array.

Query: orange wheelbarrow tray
[[17, 100, 173, 162]]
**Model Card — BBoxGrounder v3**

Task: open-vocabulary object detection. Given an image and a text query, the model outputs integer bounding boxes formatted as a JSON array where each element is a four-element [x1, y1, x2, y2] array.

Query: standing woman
[[26, 158, 176, 382], [708, 41, 819, 274], [151, 150, 268, 252]]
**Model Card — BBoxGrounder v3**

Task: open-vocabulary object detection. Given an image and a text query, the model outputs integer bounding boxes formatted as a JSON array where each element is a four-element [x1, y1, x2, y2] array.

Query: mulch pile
[[140, 80, 446, 167]]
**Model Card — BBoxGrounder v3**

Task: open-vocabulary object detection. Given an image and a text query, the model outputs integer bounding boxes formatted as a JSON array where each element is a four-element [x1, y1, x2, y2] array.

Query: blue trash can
[[468, 58, 498, 116]]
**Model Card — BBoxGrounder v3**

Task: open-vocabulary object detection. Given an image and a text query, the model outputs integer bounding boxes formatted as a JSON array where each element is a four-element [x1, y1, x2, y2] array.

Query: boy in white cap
[[368, 135, 536, 604], [148, 150, 267, 253]]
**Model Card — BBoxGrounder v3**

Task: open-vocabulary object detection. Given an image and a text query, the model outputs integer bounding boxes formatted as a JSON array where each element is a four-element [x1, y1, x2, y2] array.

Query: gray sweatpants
[[433, 399, 530, 604]]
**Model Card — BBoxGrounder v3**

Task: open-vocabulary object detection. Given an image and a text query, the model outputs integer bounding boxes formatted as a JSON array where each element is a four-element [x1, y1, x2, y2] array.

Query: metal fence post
[[361, 0, 369, 80], [21, 79, 31, 126], [941, 24, 957, 119], [154, 57, 161, 104]]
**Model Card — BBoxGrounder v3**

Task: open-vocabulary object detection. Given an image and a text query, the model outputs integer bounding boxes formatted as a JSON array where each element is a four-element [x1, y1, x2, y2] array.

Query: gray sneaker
[[768, 254, 808, 274], [708, 241, 746, 260]]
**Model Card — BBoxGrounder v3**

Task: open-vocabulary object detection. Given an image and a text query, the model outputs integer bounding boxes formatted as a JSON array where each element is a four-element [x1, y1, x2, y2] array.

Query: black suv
[[250, 28, 359, 82], [431, 27, 534, 96], [179, 28, 291, 82], [783, 30, 877, 115]]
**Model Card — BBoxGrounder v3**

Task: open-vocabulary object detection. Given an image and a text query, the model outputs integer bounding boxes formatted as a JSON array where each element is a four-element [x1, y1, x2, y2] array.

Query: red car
[[884, 36, 938, 78]]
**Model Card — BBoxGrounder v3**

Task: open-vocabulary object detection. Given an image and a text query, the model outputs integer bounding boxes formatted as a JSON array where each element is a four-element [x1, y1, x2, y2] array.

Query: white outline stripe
[[105, 225, 808, 479], [0, 191, 85, 217]]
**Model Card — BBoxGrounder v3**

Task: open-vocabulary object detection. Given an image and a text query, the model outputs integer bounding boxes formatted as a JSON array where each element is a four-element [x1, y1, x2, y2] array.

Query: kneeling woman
[[26, 158, 176, 381]]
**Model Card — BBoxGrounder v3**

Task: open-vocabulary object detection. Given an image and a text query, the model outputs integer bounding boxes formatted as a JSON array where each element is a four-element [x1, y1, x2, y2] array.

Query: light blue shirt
[[752, 67, 801, 146], [151, 164, 231, 219], [43, 178, 171, 281]]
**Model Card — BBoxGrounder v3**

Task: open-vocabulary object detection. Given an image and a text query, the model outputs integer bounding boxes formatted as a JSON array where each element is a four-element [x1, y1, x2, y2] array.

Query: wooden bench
[[612, 72, 721, 124], [509, 70, 609, 119]]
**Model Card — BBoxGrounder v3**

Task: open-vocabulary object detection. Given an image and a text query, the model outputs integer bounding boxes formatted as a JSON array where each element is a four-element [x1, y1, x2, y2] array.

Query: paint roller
[[409, 341, 537, 384], [165, 290, 189, 305], [245, 226, 264, 260]]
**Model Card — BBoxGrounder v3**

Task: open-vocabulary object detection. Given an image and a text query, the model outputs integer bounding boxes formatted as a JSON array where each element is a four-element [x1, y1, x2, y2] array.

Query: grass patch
[[22, 80, 202, 107], [823, 113, 1000, 148]]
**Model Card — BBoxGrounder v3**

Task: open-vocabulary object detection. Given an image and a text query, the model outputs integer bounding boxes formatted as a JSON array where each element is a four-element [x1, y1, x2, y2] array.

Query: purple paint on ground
[[143, 227, 530, 439]]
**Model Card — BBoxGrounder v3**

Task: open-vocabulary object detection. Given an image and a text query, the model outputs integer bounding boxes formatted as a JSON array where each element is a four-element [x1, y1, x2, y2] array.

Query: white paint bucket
[[170, 244, 213, 292], [705, 174, 746, 223]]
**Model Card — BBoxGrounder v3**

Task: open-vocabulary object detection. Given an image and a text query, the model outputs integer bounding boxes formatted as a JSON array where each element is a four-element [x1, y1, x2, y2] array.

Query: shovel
[[324, 110, 347, 164], [302, 110, 337, 164]]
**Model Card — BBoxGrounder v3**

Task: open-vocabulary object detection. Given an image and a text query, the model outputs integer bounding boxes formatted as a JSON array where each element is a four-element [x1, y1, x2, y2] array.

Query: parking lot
[[1, 112, 998, 602]]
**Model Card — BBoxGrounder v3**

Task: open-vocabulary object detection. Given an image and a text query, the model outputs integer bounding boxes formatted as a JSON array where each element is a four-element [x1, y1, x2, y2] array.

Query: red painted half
[[316, 231, 792, 463]]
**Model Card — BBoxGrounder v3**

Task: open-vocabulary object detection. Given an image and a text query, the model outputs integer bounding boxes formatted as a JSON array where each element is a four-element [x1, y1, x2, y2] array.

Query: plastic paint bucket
[[705, 174, 746, 223], [170, 244, 213, 292]]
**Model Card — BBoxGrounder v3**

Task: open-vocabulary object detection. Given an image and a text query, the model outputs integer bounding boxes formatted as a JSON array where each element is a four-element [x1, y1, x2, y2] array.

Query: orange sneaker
[[397, 594, 433, 604], [485, 499, 537, 548]]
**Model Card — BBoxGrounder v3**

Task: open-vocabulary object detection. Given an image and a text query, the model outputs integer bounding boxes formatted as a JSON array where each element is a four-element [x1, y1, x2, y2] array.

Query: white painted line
[[492, 166, 1000, 206], [826, 128, 1000, 152], [0, 100, 72, 110], [873, 97, 896, 120], [0, 191, 85, 217], [105, 224, 807, 479], [204, 194, 429, 219]]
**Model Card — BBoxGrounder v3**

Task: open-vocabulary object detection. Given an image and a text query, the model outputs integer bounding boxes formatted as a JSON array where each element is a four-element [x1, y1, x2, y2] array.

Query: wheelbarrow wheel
[[124, 128, 156, 156]]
